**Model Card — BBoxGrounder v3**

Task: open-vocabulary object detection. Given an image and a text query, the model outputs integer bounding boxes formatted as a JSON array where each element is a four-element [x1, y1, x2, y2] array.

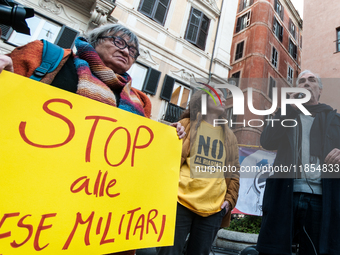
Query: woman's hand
[[221, 201, 230, 215], [0, 55, 14, 73], [171, 122, 186, 139]]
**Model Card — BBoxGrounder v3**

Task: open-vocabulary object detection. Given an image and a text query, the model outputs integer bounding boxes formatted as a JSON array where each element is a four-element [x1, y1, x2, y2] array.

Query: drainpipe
[[208, 0, 225, 83]]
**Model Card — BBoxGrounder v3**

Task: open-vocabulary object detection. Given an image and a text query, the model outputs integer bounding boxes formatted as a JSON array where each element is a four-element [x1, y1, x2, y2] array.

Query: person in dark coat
[[257, 70, 340, 255]]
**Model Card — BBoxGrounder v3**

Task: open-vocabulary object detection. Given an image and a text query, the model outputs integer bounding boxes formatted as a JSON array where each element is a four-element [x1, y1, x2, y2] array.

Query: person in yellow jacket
[[157, 89, 240, 255]]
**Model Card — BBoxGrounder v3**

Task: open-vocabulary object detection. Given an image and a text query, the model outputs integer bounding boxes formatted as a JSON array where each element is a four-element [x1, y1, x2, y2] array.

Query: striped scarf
[[74, 37, 145, 117]]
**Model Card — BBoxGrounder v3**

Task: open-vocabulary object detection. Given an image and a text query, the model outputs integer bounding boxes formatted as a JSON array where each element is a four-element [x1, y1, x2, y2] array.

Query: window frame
[[138, 0, 171, 26], [336, 27, 340, 52], [235, 41, 245, 61], [274, 0, 284, 20], [289, 39, 297, 60], [235, 11, 251, 33], [239, 0, 253, 12], [289, 19, 296, 40], [1, 13, 78, 48], [268, 76, 276, 100], [287, 65, 294, 84], [273, 17, 283, 42], [226, 107, 237, 129], [184, 7, 210, 51], [271, 46, 278, 68]]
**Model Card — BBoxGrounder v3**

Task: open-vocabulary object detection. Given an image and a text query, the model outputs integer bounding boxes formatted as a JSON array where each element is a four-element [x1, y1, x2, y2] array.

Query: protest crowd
[[1, 10, 340, 255]]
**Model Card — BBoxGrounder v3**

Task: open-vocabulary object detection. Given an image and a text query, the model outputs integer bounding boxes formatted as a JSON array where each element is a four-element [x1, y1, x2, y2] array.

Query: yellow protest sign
[[0, 71, 181, 254]]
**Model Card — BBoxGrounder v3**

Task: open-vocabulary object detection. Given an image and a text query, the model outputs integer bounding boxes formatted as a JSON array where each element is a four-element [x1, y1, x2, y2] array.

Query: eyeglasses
[[99, 35, 140, 59], [298, 76, 317, 84]]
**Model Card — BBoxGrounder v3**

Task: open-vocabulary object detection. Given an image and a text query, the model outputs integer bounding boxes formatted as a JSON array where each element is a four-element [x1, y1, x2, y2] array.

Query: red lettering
[[96, 217, 103, 235], [34, 213, 57, 251], [0, 213, 20, 239], [104, 127, 131, 167], [106, 179, 120, 198], [63, 211, 94, 250], [99, 171, 108, 197], [157, 215, 166, 242], [133, 214, 145, 240], [146, 209, 158, 234], [126, 207, 141, 240], [118, 214, 125, 235], [93, 170, 102, 197], [70, 170, 120, 198], [10, 215, 33, 248], [131, 126, 154, 167], [19, 99, 75, 148], [100, 212, 115, 245], [85, 116, 117, 162], [70, 176, 92, 195]]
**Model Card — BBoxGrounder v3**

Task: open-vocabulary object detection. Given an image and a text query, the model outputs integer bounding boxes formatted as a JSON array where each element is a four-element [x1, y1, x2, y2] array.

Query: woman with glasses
[[0, 23, 185, 255]]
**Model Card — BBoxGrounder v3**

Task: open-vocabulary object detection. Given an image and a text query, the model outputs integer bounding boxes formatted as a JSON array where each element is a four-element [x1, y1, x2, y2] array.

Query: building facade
[[227, 0, 302, 146], [302, 0, 340, 110], [0, 0, 238, 123]]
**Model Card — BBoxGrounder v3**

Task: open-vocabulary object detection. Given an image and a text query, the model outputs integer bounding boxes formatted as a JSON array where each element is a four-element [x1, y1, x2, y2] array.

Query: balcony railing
[[163, 103, 185, 123]]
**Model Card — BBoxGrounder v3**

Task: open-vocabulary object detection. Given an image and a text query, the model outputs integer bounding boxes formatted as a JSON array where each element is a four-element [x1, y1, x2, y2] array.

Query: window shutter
[[185, 8, 201, 44], [273, 18, 276, 33], [279, 24, 283, 42], [236, 17, 241, 33], [55, 25, 79, 48], [239, 0, 244, 12], [153, 0, 170, 25], [160, 75, 175, 101], [0, 24, 13, 40], [142, 68, 161, 95], [197, 15, 209, 50], [280, 5, 284, 20], [274, 0, 278, 11], [249, 0, 253, 5], [140, 0, 156, 17]]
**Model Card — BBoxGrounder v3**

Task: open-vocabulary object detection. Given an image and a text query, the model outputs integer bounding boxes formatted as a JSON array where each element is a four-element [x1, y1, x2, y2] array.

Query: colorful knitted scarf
[[74, 37, 146, 117]]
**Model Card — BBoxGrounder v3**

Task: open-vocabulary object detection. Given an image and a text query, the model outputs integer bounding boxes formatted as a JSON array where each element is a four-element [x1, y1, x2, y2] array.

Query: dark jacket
[[257, 105, 340, 255]]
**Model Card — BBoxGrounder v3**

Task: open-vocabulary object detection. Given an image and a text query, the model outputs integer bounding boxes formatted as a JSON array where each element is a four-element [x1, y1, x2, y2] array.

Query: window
[[170, 82, 192, 109], [289, 39, 297, 60], [228, 71, 241, 95], [336, 28, 340, 52], [289, 19, 296, 39], [185, 8, 210, 51], [138, 0, 171, 26], [274, 0, 284, 20], [235, 12, 251, 33], [1, 15, 78, 48], [226, 107, 237, 129], [273, 18, 283, 42], [160, 75, 192, 122], [230, 71, 241, 87], [127, 63, 161, 94], [235, 41, 244, 61], [287, 66, 294, 84], [239, 0, 253, 12], [269, 77, 276, 100], [271, 47, 278, 68]]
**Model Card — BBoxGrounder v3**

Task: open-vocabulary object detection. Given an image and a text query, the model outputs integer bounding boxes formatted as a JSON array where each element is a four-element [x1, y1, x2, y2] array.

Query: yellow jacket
[[178, 117, 240, 227]]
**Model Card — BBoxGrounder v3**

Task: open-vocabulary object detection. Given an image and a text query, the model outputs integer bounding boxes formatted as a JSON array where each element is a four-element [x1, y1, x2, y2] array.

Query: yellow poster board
[[0, 71, 181, 255]]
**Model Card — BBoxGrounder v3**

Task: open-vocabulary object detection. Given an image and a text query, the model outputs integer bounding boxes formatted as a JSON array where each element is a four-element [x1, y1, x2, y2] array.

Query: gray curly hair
[[85, 23, 139, 52], [296, 70, 323, 89]]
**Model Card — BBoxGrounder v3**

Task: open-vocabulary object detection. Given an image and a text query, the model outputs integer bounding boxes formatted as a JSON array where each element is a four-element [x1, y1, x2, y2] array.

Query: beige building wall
[[302, 1, 340, 110]]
